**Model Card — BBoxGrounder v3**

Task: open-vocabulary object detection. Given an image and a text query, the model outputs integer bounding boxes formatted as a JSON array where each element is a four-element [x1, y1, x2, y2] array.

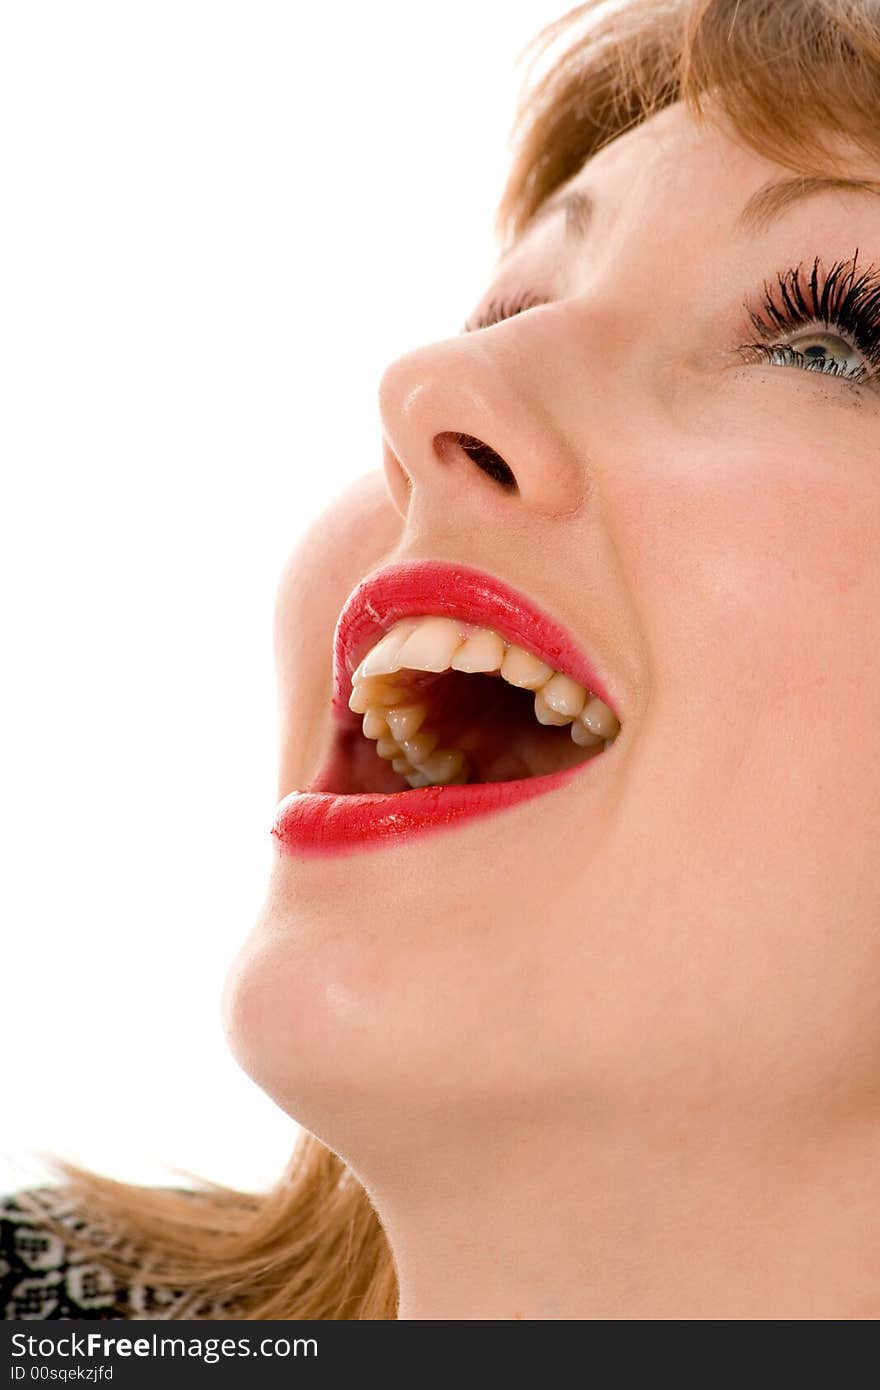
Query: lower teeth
[[359, 689, 613, 789]]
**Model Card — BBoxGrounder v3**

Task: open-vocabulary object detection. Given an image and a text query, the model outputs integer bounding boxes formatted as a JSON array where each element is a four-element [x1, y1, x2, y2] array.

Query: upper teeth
[[348, 615, 620, 788]]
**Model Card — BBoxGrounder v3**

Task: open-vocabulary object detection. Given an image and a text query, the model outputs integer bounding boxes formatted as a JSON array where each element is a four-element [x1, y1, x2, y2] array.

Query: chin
[[221, 885, 448, 1160], [222, 864, 577, 1169]]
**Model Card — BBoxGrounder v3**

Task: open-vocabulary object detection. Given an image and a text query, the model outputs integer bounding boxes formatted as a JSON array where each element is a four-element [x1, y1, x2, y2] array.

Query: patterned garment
[[1, 1190, 233, 1320]]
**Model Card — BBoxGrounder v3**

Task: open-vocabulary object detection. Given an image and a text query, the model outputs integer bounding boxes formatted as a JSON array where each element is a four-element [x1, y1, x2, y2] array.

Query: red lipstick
[[272, 560, 618, 858]]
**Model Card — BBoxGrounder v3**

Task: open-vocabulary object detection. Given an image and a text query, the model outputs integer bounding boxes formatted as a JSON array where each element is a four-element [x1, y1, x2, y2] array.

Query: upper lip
[[331, 559, 618, 725]]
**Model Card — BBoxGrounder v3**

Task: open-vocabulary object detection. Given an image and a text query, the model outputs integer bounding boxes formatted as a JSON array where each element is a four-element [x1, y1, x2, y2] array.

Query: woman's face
[[226, 101, 880, 1164]]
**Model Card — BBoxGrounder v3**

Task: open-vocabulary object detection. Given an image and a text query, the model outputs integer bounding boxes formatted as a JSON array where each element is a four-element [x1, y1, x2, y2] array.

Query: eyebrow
[[496, 187, 593, 264], [529, 186, 594, 238], [736, 175, 880, 230]]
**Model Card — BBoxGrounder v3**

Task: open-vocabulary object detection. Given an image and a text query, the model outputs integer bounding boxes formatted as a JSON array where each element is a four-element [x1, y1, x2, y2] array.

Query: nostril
[[435, 431, 518, 491]]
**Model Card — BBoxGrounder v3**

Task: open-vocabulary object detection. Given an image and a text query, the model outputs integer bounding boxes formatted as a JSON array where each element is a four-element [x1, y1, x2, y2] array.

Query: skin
[[223, 101, 880, 1318]]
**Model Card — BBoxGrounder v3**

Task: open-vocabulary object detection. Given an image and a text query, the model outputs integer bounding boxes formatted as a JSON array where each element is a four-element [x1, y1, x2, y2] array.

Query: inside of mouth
[[320, 669, 604, 796]]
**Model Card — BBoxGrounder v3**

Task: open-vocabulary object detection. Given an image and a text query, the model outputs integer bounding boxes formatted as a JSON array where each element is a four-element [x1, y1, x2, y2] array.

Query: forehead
[[563, 103, 780, 222], [510, 101, 880, 268]]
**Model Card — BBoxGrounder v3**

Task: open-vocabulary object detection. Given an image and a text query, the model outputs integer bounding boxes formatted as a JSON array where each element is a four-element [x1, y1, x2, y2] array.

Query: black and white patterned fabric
[[0, 1189, 232, 1320]]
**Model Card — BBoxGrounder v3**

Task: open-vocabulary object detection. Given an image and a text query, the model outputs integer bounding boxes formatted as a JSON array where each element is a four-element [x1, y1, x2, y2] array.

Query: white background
[[1, 1, 566, 1193]]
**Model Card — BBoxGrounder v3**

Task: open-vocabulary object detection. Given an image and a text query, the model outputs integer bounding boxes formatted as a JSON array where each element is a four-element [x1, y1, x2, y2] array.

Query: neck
[[367, 1102, 880, 1319]]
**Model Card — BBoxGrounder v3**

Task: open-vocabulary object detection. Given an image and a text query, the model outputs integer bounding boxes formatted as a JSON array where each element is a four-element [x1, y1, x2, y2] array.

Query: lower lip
[[272, 759, 601, 859]]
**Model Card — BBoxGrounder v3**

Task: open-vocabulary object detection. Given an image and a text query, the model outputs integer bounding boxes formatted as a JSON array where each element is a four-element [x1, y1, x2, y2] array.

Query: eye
[[743, 254, 880, 388], [755, 327, 868, 381], [463, 290, 549, 333]]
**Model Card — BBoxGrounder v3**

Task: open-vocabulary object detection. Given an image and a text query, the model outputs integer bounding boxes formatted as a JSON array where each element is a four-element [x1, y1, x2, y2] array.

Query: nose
[[377, 321, 587, 522]]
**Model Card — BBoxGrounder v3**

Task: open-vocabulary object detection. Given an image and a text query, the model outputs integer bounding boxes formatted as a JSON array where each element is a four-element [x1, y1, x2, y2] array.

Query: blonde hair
[[39, 0, 880, 1320]]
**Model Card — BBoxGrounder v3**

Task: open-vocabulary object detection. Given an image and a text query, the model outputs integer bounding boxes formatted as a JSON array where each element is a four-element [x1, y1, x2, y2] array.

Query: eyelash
[[468, 254, 880, 388], [467, 290, 549, 330]]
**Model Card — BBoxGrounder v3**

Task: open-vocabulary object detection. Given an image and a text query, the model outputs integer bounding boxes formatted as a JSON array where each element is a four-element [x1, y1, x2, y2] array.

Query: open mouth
[[313, 614, 621, 796], [273, 560, 623, 856]]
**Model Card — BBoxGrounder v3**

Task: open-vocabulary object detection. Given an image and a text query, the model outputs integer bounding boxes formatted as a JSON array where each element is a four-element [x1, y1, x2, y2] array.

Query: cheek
[[274, 471, 404, 792], [619, 415, 880, 739], [605, 415, 880, 953]]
